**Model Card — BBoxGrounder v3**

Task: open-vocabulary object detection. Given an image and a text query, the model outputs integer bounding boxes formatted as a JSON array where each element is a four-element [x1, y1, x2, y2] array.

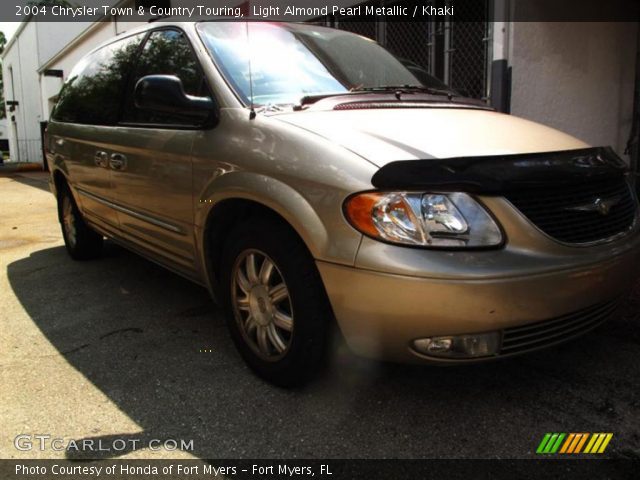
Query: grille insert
[[505, 178, 637, 244], [500, 300, 620, 355]]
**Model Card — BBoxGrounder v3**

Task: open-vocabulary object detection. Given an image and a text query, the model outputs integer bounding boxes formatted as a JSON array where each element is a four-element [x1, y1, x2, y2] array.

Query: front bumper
[[317, 233, 640, 363]]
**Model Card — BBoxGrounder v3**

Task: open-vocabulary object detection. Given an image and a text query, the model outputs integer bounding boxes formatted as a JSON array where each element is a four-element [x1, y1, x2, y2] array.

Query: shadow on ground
[[8, 174, 51, 193], [7, 244, 640, 459]]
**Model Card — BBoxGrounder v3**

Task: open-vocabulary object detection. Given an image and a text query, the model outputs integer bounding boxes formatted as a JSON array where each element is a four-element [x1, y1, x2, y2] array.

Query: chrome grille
[[505, 178, 637, 244], [500, 300, 620, 355]]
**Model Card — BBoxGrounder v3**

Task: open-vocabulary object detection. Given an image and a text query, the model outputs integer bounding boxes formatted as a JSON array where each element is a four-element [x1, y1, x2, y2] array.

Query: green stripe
[[550, 433, 566, 453], [536, 433, 552, 454], [543, 434, 560, 453]]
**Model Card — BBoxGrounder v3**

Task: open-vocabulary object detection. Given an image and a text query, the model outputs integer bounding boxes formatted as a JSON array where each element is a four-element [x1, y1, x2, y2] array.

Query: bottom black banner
[[1, 459, 637, 480]]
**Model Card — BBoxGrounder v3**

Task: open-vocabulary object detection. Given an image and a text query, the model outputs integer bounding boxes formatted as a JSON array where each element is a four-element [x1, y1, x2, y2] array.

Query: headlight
[[344, 192, 503, 248]]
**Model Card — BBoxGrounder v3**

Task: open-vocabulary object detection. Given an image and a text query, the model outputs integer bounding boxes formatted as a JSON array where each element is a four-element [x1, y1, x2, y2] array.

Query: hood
[[273, 107, 589, 166]]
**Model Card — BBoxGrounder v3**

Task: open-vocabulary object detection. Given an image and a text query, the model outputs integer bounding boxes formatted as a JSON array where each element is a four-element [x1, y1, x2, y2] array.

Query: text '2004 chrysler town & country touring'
[[45, 21, 640, 385]]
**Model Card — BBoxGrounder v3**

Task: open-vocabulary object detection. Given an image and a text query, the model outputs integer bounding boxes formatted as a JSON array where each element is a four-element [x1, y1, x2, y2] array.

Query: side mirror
[[134, 75, 217, 123]]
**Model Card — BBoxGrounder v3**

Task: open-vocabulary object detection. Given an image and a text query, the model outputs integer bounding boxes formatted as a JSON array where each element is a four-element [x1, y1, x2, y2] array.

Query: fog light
[[413, 332, 501, 359]]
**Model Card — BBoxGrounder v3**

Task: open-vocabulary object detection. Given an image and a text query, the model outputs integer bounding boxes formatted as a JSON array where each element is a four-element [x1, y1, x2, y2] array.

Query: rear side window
[[52, 34, 144, 125], [121, 29, 207, 126]]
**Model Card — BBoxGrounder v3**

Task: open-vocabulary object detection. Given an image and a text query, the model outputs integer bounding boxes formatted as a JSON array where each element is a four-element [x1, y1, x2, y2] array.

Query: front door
[[109, 28, 212, 275]]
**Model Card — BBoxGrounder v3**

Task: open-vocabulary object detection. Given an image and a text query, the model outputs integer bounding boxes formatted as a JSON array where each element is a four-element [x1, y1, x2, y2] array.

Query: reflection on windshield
[[197, 22, 444, 107]]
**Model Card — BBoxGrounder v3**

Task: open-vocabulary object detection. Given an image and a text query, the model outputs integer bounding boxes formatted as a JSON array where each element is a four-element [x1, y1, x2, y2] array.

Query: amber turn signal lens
[[344, 193, 384, 239]]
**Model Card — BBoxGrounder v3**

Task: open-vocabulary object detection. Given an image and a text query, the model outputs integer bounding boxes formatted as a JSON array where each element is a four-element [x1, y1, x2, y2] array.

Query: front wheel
[[58, 186, 103, 260], [221, 219, 332, 387]]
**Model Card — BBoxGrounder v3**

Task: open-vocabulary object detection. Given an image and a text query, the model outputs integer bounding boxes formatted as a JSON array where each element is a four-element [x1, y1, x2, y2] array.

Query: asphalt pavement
[[1, 172, 639, 460]]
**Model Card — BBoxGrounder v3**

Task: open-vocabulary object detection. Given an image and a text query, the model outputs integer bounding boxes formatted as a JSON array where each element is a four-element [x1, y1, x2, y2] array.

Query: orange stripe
[[567, 434, 582, 454], [560, 434, 576, 454], [574, 433, 589, 454]]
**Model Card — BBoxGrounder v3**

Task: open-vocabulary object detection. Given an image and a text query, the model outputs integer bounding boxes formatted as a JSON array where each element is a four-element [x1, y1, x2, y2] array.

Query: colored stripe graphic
[[559, 433, 575, 454], [597, 433, 614, 453], [573, 433, 589, 454], [536, 433, 565, 454], [536, 433, 613, 454], [550, 433, 566, 453], [584, 433, 598, 453], [536, 433, 552, 454], [584, 433, 614, 454], [590, 434, 606, 453]]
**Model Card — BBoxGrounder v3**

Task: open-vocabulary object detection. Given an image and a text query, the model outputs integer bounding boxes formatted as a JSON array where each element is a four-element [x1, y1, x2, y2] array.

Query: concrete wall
[[509, 22, 637, 158]]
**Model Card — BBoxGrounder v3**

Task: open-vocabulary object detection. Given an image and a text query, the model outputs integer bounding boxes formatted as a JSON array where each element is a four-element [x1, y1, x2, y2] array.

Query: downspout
[[489, 0, 511, 113]]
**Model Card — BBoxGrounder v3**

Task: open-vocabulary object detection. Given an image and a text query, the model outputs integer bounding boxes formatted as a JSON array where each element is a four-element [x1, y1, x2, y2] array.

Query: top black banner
[[6, 0, 640, 23]]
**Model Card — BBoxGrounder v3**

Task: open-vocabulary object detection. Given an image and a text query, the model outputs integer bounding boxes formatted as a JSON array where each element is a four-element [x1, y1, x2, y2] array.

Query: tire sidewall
[[57, 185, 103, 260], [220, 221, 329, 386], [58, 188, 78, 253]]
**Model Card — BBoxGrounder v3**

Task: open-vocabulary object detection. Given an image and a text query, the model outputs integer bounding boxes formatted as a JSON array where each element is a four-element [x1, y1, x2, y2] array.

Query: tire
[[220, 217, 332, 387], [58, 185, 103, 260]]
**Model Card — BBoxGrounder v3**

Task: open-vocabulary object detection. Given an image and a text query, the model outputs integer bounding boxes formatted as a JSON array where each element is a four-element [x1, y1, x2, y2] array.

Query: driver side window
[[122, 29, 208, 126]]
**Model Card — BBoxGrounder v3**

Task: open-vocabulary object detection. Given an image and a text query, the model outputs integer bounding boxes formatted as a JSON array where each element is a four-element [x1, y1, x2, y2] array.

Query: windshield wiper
[[350, 85, 457, 99], [294, 85, 458, 110]]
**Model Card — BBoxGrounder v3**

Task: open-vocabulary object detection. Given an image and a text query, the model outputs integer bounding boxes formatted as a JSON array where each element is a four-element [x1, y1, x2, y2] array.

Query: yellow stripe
[[590, 434, 606, 454], [584, 433, 601, 454], [567, 434, 582, 454], [597, 434, 613, 454], [574, 433, 589, 454], [584, 433, 603, 453], [560, 434, 576, 454]]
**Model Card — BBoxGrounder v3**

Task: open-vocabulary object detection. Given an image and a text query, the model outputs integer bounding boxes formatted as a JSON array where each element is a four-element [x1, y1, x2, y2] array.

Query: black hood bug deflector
[[371, 147, 628, 194]]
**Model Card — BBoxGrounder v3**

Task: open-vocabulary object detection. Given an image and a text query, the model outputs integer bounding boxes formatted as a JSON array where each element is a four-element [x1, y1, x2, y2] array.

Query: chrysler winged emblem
[[566, 195, 621, 216]]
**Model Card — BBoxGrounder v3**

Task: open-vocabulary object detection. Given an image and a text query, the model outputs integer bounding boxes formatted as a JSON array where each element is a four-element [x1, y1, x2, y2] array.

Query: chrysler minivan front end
[[321, 173, 639, 363]]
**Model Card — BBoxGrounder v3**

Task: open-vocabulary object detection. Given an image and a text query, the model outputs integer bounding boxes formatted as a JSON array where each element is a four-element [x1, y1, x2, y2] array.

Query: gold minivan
[[46, 21, 640, 385]]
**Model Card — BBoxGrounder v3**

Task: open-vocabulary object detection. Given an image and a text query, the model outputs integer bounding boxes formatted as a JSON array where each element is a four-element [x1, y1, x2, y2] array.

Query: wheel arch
[[52, 168, 69, 199], [198, 173, 331, 298]]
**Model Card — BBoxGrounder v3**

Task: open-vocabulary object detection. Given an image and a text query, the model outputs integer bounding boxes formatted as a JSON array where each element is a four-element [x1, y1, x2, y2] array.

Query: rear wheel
[[220, 218, 331, 387], [58, 186, 103, 260]]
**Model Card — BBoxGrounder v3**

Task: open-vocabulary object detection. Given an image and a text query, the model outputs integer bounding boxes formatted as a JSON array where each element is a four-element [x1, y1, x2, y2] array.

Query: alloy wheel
[[62, 196, 77, 248], [231, 249, 294, 361]]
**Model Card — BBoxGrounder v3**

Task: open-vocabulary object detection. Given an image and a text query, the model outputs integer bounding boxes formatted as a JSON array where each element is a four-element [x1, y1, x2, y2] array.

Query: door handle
[[109, 153, 127, 171], [94, 151, 109, 168]]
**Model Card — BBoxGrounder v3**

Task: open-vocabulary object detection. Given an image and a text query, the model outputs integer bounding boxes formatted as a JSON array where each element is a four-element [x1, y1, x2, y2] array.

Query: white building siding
[[510, 22, 637, 158], [2, 21, 43, 162], [36, 22, 91, 69]]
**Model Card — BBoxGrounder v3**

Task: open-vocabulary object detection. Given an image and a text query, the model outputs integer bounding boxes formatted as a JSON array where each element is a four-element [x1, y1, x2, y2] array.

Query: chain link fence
[[447, 2, 491, 100], [311, 0, 490, 101]]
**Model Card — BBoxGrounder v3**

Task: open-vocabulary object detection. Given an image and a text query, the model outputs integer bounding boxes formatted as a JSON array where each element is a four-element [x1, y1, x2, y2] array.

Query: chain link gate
[[311, 0, 491, 101]]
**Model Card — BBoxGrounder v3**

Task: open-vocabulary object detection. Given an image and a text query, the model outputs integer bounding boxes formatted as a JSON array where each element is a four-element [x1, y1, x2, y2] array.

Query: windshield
[[196, 22, 450, 106]]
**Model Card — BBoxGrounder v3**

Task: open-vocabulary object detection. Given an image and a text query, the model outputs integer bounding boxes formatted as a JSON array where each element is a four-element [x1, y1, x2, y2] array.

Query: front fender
[[196, 170, 357, 263]]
